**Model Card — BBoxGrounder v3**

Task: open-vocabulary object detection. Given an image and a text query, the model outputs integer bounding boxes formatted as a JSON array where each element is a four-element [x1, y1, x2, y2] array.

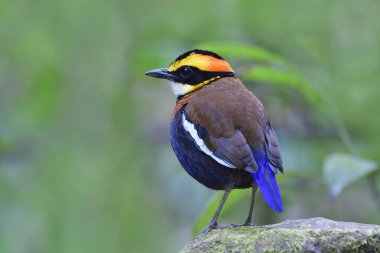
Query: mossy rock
[[181, 217, 380, 253]]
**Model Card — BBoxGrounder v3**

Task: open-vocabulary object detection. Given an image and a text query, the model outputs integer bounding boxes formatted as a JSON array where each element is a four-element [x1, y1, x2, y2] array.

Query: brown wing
[[211, 129, 258, 172], [185, 77, 269, 173], [264, 122, 283, 174]]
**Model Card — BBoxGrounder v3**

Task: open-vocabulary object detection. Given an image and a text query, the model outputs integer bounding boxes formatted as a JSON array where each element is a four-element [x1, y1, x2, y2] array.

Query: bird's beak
[[145, 68, 176, 81]]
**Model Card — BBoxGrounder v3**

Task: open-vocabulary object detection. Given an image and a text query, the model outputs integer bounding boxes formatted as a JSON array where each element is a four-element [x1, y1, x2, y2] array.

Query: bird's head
[[145, 49, 235, 96]]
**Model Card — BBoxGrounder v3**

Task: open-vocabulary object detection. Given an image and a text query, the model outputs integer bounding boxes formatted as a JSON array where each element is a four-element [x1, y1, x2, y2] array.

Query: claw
[[197, 223, 216, 237], [197, 223, 234, 237], [198, 227, 212, 237]]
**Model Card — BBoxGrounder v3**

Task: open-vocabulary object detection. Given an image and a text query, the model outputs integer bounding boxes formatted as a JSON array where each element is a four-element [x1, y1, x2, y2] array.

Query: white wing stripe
[[182, 112, 236, 168]]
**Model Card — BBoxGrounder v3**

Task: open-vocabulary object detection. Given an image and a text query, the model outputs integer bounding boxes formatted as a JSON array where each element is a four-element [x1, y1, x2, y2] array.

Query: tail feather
[[251, 152, 284, 212]]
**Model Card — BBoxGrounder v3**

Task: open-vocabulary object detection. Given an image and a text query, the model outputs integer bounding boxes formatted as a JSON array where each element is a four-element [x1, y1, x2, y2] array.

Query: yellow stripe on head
[[168, 51, 234, 73]]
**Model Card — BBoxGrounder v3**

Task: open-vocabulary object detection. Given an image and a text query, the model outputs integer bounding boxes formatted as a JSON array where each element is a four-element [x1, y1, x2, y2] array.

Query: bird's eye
[[179, 66, 193, 78]]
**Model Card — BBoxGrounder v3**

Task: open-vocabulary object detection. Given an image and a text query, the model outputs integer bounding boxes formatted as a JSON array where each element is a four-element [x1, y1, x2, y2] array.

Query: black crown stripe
[[174, 49, 224, 62]]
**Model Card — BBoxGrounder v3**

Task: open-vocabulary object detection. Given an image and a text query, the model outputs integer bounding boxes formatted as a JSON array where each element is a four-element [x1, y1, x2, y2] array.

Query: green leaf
[[242, 66, 320, 105], [195, 42, 288, 65], [323, 153, 378, 197], [193, 190, 250, 235]]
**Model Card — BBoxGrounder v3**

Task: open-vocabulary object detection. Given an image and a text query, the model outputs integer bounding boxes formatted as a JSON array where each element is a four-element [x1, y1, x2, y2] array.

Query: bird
[[145, 49, 284, 234]]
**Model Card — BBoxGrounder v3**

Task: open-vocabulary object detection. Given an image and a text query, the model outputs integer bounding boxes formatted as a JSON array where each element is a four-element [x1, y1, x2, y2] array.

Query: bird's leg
[[199, 188, 232, 236], [207, 188, 232, 228], [243, 183, 258, 226]]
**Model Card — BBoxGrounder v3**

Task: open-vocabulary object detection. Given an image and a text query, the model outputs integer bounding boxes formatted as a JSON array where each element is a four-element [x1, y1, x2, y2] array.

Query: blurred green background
[[1, 0, 380, 252]]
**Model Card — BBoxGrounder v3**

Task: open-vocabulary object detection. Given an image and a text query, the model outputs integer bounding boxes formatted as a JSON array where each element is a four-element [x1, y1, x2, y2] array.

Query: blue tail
[[251, 150, 284, 213]]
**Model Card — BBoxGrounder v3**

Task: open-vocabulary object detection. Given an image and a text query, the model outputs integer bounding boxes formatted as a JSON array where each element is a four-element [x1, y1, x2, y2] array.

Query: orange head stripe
[[205, 56, 234, 72], [168, 53, 234, 72]]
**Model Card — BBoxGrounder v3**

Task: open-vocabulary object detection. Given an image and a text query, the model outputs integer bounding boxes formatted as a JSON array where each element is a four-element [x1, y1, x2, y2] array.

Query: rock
[[181, 217, 380, 253]]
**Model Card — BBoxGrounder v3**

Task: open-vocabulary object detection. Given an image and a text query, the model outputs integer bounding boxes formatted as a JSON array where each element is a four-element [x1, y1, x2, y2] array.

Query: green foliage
[[1, 1, 380, 252], [243, 67, 319, 104], [196, 42, 288, 65], [323, 153, 378, 197]]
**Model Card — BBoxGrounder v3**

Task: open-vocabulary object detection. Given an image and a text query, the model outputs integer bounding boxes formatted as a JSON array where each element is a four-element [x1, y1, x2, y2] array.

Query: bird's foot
[[242, 218, 255, 227], [231, 222, 255, 228], [197, 225, 214, 237], [197, 223, 234, 237]]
